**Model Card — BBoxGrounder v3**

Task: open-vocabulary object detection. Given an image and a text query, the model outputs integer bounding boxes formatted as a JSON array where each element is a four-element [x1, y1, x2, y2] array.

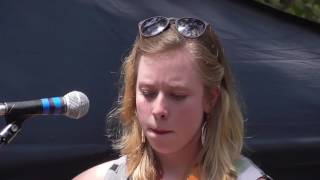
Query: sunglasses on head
[[138, 16, 210, 38]]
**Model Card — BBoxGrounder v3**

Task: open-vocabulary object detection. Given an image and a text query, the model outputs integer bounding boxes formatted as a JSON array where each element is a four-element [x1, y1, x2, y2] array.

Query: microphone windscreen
[[63, 91, 89, 119]]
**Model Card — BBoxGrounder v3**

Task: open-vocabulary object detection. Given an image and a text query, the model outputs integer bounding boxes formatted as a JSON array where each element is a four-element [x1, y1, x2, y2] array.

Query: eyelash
[[141, 90, 157, 99], [170, 94, 187, 100], [140, 90, 187, 101]]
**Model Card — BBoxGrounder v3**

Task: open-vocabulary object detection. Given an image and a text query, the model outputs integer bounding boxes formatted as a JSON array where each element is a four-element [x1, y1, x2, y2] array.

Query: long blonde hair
[[107, 21, 244, 180]]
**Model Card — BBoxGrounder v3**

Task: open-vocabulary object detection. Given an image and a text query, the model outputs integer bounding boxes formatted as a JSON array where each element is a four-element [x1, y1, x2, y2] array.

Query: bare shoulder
[[72, 160, 114, 180]]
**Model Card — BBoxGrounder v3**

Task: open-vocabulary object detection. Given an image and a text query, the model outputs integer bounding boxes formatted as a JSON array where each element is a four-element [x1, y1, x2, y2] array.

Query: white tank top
[[103, 155, 273, 180]]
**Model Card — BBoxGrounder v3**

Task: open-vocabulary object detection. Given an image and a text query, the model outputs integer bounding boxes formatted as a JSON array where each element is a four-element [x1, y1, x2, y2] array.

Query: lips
[[149, 128, 172, 135]]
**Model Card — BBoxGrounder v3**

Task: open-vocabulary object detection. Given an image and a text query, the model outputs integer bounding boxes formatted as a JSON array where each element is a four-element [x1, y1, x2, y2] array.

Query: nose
[[152, 92, 169, 120]]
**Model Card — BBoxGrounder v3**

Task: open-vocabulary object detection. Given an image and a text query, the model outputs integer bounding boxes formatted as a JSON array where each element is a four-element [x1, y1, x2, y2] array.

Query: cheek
[[136, 95, 151, 125], [173, 98, 204, 131]]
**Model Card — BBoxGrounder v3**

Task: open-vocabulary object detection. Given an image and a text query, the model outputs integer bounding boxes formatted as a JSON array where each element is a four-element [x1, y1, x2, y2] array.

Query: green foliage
[[255, 0, 320, 23]]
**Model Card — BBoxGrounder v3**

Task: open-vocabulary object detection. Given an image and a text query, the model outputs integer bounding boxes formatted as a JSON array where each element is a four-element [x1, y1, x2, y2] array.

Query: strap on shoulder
[[234, 156, 273, 180], [258, 174, 274, 180], [104, 156, 128, 180]]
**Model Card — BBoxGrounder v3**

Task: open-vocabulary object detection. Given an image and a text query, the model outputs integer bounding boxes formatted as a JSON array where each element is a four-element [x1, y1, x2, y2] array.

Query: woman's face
[[136, 47, 209, 154]]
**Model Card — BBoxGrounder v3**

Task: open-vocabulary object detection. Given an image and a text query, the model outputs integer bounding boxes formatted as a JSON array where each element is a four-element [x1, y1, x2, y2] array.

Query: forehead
[[137, 47, 202, 88]]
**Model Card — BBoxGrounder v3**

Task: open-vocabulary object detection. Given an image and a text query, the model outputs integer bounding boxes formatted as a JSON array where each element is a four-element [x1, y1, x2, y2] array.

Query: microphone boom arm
[[0, 115, 27, 146]]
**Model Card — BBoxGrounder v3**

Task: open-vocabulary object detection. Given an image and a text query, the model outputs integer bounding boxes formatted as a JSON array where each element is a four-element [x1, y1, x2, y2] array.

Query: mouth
[[149, 128, 173, 135]]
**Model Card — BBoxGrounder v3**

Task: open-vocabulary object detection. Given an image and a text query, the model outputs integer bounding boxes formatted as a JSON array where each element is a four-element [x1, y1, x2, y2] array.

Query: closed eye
[[170, 93, 187, 101], [141, 90, 157, 99]]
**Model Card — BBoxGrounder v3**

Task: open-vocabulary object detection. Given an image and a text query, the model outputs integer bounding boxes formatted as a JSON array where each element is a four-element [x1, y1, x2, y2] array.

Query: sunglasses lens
[[177, 18, 206, 38], [140, 16, 168, 37]]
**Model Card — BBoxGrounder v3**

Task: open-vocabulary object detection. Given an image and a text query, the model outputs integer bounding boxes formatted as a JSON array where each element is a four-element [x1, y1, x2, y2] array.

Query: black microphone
[[0, 91, 89, 119]]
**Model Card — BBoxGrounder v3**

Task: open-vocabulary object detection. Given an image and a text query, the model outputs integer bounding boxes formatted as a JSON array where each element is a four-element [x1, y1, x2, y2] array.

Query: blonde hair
[[107, 22, 244, 180]]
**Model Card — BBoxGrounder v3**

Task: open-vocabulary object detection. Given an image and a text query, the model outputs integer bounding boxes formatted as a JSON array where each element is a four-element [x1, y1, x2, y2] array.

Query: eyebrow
[[137, 82, 155, 88], [137, 81, 190, 91]]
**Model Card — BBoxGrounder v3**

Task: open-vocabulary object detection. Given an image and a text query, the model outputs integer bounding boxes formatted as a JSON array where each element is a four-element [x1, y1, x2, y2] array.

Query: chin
[[148, 141, 182, 154]]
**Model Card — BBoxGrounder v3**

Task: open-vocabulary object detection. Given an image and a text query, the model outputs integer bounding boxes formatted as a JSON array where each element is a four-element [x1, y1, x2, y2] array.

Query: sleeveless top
[[104, 155, 273, 180]]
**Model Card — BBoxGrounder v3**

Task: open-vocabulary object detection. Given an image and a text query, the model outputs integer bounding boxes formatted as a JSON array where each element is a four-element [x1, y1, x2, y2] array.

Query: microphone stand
[[0, 115, 28, 147]]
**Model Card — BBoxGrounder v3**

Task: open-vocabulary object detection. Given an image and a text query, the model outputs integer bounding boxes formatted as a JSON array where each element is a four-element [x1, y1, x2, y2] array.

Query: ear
[[204, 86, 221, 113]]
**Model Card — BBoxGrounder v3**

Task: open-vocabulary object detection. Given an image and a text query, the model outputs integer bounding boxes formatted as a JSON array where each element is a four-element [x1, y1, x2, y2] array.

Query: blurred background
[[0, 0, 319, 179], [255, 0, 320, 23]]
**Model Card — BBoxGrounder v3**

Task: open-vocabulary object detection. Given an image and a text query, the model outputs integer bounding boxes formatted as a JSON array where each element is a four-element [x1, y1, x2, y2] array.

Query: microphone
[[0, 91, 89, 119]]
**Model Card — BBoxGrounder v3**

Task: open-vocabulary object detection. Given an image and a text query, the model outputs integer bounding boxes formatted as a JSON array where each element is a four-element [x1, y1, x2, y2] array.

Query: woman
[[74, 16, 272, 180]]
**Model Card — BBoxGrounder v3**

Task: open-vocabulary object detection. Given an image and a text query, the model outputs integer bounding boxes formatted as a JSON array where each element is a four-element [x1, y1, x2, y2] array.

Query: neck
[[156, 130, 202, 179]]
